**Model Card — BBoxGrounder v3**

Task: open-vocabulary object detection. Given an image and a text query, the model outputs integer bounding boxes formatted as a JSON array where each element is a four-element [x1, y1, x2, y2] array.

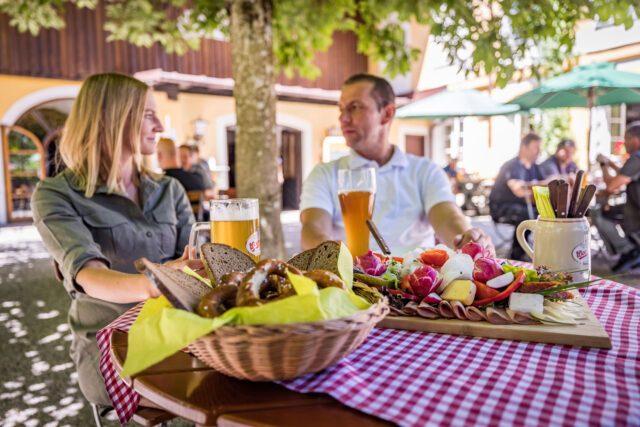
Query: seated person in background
[[443, 157, 462, 193], [599, 122, 640, 272], [31, 73, 202, 406], [540, 139, 578, 179], [300, 73, 494, 256], [179, 144, 217, 199], [157, 138, 205, 192], [489, 133, 544, 261]]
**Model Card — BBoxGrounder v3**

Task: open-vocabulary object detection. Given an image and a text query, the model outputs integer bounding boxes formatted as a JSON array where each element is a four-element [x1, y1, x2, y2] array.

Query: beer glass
[[338, 168, 376, 257], [188, 198, 260, 262]]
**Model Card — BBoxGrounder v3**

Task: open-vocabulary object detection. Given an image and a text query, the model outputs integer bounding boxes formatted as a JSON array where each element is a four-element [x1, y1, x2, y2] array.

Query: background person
[[157, 138, 206, 192], [179, 144, 217, 199], [489, 133, 545, 260], [540, 138, 578, 178], [300, 73, 494, 256], [31, 73, 202, 406], [599, 122, 640, 272], [443, 156, 463, 194]]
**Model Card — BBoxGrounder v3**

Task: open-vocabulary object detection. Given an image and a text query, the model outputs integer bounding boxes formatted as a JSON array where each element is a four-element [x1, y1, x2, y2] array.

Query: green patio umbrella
[[510, 62, 640, 162], [396, 89, 520, 119]]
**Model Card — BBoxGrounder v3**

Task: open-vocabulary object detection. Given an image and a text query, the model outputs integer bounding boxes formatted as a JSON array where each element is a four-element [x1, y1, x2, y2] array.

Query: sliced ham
[[401, 302, 419, 316], [389, 306, 405, 316], [450, 300, 469, 320], [505, 309, 540, 325], [485, 307, 513, 325], [465, 306, 487, 322], [416, 302, 440, 319], [438, 300, 456, 318]]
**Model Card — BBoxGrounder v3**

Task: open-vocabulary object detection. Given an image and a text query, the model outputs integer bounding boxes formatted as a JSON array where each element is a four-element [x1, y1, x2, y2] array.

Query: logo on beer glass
[[188, 198, 261, 262], [338, 168, 376, 257], [246, 231, 261, 257]]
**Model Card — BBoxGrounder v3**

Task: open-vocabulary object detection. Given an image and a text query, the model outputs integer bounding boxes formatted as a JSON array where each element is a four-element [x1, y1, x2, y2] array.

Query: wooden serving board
[[377, 294, 612, 349]]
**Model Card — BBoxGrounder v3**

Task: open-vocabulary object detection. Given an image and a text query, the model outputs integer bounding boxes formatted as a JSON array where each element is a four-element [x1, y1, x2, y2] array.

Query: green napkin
[[121, 271, 370, 378], [533, 186, 555, 219]]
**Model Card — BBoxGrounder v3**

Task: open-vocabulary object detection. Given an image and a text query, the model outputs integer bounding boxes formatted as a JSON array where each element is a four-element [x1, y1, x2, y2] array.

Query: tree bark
[[229, 0, 284, 259]]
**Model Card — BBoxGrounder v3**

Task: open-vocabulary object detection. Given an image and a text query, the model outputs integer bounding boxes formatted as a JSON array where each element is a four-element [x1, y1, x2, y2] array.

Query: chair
[[90, 403, 173, 427], [186, 190, 204, 221]]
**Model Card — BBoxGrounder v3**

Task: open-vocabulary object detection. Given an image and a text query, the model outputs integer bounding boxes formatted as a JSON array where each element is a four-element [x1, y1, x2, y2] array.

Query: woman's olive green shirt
[[31, 169, 194, 404]]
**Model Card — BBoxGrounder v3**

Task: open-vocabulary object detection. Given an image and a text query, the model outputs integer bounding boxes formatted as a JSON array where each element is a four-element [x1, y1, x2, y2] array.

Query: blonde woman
[[32, 73, 201, 406]]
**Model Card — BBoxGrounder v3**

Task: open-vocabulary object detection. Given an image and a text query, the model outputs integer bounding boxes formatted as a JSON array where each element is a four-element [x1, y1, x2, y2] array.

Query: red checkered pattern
[[283, 281, 640, 426], [98, 280, 640, 426], [96, 303, 143, 425]]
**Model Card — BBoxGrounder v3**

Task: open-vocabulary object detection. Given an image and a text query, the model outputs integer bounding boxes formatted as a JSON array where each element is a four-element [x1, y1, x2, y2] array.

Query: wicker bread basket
[[187, 299, 389, 381]]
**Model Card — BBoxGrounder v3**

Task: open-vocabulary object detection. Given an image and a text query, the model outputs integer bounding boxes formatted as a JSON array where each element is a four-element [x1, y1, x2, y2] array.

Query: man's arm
[[506, 179, 529, 198], [301, 208, 333, 250], [428, 201, 495, 256], [606, 174, 631, 194]]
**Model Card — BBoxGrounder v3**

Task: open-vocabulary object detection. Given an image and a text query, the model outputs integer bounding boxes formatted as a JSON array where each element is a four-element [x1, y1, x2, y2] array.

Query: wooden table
[[110, 330, 393, 426]]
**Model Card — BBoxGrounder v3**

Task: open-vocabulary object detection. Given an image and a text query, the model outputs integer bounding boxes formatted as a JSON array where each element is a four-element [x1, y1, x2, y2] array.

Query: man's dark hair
[[521, 133, 541, 147], [626, 122, 640, 140], [557, 139, 576, 152], [343, 73, 395, 110], [179, 144, 196, 153]]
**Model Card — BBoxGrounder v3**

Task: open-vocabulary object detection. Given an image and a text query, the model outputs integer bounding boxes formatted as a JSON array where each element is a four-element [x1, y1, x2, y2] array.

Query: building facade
[[0, 6, 430, 224]]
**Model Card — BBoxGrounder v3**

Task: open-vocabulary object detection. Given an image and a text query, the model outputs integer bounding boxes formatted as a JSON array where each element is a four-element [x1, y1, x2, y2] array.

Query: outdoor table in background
[[100, 273, 640, 427]]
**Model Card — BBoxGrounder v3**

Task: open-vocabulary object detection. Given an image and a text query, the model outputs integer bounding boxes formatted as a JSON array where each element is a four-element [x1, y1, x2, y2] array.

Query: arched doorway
[[2, 99, 73, 222], [225, 125, 303, 210], [2, 126, 46, 222]]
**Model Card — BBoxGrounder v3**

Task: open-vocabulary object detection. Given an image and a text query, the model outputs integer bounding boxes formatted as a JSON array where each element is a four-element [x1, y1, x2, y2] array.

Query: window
[[607, 104, 626, 155], [2, 126, 45, 221]]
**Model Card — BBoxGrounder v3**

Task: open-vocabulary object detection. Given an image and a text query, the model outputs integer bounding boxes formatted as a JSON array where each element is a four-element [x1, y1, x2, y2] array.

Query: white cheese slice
[[508, 293, 544, 314]]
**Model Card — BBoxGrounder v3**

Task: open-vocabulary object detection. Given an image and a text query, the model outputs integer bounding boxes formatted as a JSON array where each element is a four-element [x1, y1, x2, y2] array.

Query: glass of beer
[[188, 198, 260, 262], [338, 168, 376, 257]]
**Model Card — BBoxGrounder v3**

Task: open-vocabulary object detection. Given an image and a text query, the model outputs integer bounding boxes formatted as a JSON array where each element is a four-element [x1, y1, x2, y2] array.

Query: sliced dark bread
[[200, 243, 256, 286], [139, 258, 211, 312], [307, 240, 343, 277], [287, 248, 316, 271]]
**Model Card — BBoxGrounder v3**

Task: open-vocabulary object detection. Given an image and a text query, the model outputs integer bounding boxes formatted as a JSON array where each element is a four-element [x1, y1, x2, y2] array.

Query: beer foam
[[209, 199, 259, 221]]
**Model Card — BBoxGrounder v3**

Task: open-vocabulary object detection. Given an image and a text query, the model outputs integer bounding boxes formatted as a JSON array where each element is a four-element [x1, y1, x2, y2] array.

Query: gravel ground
[[0, 216, 637, 426]]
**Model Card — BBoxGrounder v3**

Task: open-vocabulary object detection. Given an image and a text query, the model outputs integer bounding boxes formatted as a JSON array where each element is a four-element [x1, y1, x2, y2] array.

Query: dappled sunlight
[[0, 239, 93, 425], [36, 311, 60, 320], [38, 333, 62, 344]]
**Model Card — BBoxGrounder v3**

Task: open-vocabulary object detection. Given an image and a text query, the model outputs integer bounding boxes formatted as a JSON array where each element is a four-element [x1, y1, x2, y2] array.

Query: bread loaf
[[307, 240, 343, 277], [139, 258, 211, 312], [287, 248, 316, 271], [200, 243, 256, 286]]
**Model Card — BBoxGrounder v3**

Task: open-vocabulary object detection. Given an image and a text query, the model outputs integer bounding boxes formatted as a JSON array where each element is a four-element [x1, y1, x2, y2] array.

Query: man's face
[[556, 144, 575, 162], [624, 132, 640, 154], [179, 147, 193, 169], [338, 82, 392, 153], [522, 139, 541, 162]]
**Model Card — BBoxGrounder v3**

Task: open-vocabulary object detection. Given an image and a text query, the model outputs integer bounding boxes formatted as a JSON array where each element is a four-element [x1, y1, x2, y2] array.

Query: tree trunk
[[229, 0, 284, 259]]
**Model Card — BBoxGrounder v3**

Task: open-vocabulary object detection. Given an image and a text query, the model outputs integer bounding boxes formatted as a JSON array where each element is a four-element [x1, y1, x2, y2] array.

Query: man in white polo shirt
[[300, 74, 494, 256]]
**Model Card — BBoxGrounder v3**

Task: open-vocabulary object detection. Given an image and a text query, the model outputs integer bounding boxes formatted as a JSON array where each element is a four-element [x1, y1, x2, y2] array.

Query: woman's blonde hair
[[59, 73, 150, 197]]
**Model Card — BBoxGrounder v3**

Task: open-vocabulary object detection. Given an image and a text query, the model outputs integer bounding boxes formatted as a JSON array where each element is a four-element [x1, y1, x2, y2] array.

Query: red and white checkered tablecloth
[[96, 303, 143, 425], [97, 280, 640, 426]]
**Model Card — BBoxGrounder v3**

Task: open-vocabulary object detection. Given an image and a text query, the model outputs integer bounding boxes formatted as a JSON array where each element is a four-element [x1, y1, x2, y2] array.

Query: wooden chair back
[[186, 190, 204, 221]]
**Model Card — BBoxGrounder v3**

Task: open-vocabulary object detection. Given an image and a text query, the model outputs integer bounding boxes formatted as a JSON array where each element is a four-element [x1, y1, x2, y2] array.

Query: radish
[[486, 272, 514, 289], [422, 293, 442, 304]]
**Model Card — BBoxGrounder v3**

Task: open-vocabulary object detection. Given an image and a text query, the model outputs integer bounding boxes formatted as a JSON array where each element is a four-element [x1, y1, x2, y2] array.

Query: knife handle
[[556, 181, 569, 218], [574, 185, 596, 217], [568, 170, 584, 218], [548, 179, 560, 215]]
